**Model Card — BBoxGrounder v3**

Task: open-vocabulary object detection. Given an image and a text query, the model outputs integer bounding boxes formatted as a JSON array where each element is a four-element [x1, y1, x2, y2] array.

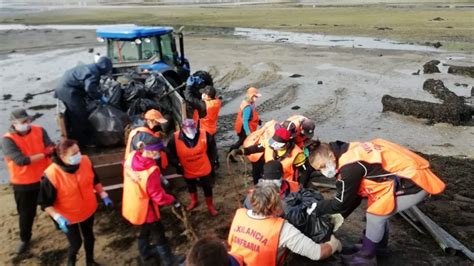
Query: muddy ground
[[0, 9, 473, 265]]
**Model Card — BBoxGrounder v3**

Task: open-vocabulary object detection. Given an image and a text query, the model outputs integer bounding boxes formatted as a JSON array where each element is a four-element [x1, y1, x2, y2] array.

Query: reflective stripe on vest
[[264, 144, 303, 182], [234, 101, 259, 134], [228, 208, 284, 266], [4, 125, 51, 185], [200, 99, 222, 135], [122, 151, 160, 225], [125, 127, 168, 170], [45, 156, 97, 224], [338, 138, 446, 215], [174, 130, 212, 178], [243, 120, 277, 163]]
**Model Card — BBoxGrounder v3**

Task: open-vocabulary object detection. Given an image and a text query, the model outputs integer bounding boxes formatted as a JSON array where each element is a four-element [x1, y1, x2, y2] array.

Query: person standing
[[125, 109, 169, 172], [228, 87, 261, 161], [38, 139, 113, 266], [228, 182, 342, 266], [184, 70, 213, 122], [199, 85, 222, 168], [2, 109, 54, 254], [122, 137, 182, 265], [307, 139, 446, 265], [54, 57, 112, 147], [167, 119, 218, 216]]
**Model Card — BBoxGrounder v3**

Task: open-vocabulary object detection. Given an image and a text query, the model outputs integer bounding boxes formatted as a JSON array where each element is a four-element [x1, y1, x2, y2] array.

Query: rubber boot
[[67, 255, 76, 266], [342, 236, 377, 266], [352, 228, 389, 255], [138, 238, 159, 262], [186, 193, 199, 211], [205, 196, 218, 216], [156, 244, 184, 266]]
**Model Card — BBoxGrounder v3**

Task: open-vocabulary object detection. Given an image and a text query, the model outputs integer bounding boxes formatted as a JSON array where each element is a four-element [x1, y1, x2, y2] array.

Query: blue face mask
[[68, 153, 82, 165]]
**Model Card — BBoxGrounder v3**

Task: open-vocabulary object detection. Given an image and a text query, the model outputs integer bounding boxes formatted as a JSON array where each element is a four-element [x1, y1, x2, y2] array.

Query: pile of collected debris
[[87, 72, 176, 147]]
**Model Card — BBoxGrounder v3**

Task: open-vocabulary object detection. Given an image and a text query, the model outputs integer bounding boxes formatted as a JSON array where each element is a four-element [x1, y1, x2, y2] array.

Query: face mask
[[14, 123, 30, 133], [183, 128, 197, 139], [68, 152, 82, 165], [320, 162, 337, 179], [201, 93, 206, 100]]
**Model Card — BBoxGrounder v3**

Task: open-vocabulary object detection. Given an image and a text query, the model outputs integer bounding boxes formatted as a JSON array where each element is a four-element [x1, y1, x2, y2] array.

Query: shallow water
[[234, 27, 442, 52]]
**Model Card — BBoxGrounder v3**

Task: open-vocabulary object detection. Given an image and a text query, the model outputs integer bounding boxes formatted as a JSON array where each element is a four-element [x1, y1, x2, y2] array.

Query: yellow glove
[[330, 214, 344, 232]]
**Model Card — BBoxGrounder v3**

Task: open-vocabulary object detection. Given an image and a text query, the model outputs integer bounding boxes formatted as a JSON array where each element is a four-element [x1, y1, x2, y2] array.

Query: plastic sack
[[122, 81, 147, 103], [284, 188, 334, 243], [88, 104, 130, 147], [126, 98, 162, 117], [145, 74, 167, 99]]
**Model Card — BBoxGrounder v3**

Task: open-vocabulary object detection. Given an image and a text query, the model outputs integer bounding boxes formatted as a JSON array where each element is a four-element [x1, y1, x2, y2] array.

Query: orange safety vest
[[125, 126, 168, 170], [45, 156, 97, 224], [287, 180, 299, 193], [122, 151, 161, 225], [235, 100, 259, 134], [338, 138, 446, 216], [264, 144, 303, 183], [228, 208, 284, 266], [243, 120, 277, 163], [200, 98, 222, 135], [4, 125, 51, 185], [192, 109, 199, 124], [174, 129, 212, 178]]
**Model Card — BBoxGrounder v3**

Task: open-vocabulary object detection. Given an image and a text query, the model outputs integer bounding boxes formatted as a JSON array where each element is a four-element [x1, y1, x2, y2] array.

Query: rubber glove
[[186, 76, 195, 86], [54, 214, 70, 234], [327, 235, 343, 253], [330, 213, 344, 232], [100, 95, 109, 104], [103, 197, 113, 207]]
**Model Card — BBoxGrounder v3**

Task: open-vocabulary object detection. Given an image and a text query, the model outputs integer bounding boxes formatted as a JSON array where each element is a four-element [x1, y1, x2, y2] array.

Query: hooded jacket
[[55, 57, 112, 102]]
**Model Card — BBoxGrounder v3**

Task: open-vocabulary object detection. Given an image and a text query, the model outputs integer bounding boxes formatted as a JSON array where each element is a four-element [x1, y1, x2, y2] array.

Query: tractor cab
[[96, 26, 190, 84]]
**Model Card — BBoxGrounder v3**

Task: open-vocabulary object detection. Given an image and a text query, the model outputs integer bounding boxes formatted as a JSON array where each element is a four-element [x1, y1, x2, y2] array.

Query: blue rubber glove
[[55, 215, 70, 234], [102, 196, 113, 207], [186, 76, 195, 86], [100, 95, 109, 104]]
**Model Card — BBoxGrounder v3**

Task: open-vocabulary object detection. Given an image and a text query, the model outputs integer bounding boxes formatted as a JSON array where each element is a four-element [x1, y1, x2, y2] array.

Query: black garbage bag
[[284, 189, 334, 243], [122, 81, 147, 103], [127, 98, 162, 117], [145, 74, 167, 98], [88, 104, 130, 147], [106, 84, 123, 109]]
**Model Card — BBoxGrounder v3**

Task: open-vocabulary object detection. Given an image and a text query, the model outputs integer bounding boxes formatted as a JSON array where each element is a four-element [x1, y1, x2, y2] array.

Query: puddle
[[0, 24, 136, 31], [234, 28, 442, 52]]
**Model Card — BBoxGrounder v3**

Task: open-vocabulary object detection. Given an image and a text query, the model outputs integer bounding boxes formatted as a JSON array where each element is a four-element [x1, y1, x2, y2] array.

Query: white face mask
[[14, 123, 30, 133], [320, 161, 337, 179], [68, 152, 82, 165], [183, 128, 197, 139]]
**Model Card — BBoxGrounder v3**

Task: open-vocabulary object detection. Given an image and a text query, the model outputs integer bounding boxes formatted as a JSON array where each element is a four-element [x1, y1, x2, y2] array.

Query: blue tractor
[[96, 26, 190, 86]]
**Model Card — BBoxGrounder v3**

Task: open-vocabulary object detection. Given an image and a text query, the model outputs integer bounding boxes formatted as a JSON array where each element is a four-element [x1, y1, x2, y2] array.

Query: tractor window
[[141, 37, 160, 60], [109, 40, 140, 63], [160, 33, 175, 65]]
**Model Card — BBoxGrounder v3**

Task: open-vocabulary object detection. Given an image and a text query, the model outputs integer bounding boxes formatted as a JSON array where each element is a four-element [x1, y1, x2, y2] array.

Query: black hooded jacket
[[55, 57, 112, 102]]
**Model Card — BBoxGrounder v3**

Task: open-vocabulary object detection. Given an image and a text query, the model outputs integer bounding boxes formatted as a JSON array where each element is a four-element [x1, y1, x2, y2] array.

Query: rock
[[423, 79, 463, 103], [317, 81, 323, 85], [431, 17, 445, 21], [454, 83, 461, 86], [88, 48, 94, 53], [433, 42, 442, 48], [289, 74, 303, 78], [36, 77, 41, 81], [3, 94, 12, 100], [291, 105, 301, 110], [412, 70, 420, 75], [423, 60, 441, 74], [379, 54, 383, 57], [461, 84, 468, 87], [447, 65, 474, 78]]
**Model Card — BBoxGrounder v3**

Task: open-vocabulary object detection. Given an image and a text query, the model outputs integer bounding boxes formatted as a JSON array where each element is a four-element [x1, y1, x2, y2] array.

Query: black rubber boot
[[156, 244, 184, 266], [138, 238, 159, 262]]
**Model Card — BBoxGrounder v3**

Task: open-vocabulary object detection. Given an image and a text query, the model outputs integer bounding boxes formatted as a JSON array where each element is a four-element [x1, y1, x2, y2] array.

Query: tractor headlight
[[96, 37, 105, 43], [134, 39, 142, 45]]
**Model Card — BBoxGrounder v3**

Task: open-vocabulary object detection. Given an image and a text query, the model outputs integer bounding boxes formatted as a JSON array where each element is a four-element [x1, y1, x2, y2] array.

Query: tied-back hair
[[55, 139, 77, 158], [186, 236, 228, 266], [308, 141, 333, 170], [250, 182, 283, 217]]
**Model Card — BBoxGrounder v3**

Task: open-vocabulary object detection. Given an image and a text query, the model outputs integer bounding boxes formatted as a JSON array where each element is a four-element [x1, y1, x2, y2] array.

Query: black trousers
[[184, 175, 213, 197], [251, 157, 265, 185], [63, 96, 93, 147], [229, 130, 247, 152], [65, 214, 95, 262], [139, 221, 167, 246], [14, 189, 39, 243]]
